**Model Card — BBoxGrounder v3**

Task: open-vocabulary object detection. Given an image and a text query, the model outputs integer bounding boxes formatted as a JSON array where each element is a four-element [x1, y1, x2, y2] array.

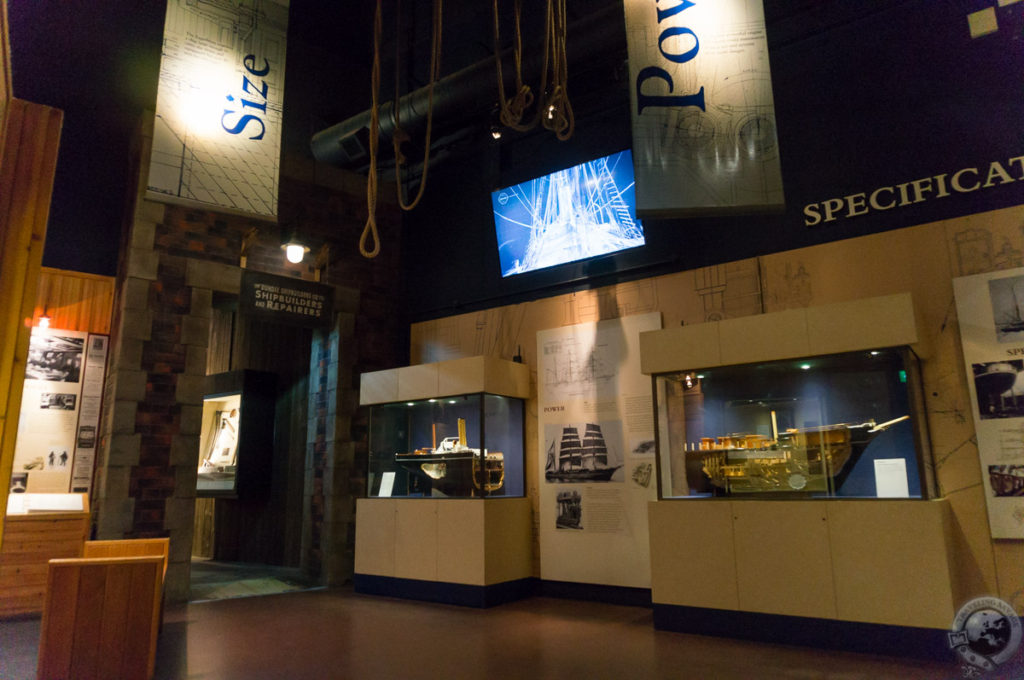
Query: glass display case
[[367, 393, 525, 498], [653, 348, 927, 499], [197, 370, 275, 499]]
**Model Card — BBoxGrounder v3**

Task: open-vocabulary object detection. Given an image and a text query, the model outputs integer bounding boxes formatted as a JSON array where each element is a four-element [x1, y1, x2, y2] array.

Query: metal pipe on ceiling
[[310, 3, 625, 169]]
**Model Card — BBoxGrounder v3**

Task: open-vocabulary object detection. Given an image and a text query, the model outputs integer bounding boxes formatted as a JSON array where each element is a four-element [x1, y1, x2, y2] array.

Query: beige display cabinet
[[356, 356, 533, 607], [639, 293, 965, 658]]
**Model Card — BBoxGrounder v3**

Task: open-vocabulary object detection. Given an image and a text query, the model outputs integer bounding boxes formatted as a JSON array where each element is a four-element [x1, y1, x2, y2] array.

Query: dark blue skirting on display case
[[353, 574, 536, 608], [652, 603, 965, 662]]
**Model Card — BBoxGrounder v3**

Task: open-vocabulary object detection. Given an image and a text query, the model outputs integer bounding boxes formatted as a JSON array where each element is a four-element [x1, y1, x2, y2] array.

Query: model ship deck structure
[[699, 416, 909, 494]]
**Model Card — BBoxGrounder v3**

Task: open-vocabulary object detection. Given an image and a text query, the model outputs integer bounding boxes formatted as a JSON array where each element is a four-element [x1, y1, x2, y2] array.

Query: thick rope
[[492, 0, 571, 140], [359, 0, 383, 259], [542, 0, 573, 140], [492, 0, 552, 133], [393, 0, 443, 212]]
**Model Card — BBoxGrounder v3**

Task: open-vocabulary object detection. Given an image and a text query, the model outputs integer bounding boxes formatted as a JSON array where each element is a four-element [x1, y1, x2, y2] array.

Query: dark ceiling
[[7, 0, 923, 277]]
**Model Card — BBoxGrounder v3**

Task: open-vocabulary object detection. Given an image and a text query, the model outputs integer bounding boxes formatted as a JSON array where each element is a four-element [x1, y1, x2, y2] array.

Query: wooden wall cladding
[[33, 267, 115, 335], [0, 1, 11, 120], [0, 99, 63, 551], [0, 504, 90, 618]]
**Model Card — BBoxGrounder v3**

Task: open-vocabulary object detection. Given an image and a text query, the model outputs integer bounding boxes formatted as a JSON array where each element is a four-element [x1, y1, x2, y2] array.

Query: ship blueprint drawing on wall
[[147, 0, 289, 217]]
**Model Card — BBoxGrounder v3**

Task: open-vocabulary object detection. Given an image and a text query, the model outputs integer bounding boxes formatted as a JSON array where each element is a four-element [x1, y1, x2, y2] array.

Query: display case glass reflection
[[368, 394, 525, 498], [198, 393, 241, 494], [654, 348, 926, 499]]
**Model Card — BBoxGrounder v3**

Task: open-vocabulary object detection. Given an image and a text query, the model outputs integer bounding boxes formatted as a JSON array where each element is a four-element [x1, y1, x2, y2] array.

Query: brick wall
[[94, 121, 406, 600]]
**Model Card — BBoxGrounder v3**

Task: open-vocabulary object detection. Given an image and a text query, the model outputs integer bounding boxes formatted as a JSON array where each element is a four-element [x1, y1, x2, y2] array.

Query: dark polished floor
[[1, 586, 970, 680]]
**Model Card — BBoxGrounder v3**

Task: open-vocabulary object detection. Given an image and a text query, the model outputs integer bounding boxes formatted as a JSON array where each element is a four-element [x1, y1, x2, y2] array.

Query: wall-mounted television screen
[[492, 149, 645, 278]]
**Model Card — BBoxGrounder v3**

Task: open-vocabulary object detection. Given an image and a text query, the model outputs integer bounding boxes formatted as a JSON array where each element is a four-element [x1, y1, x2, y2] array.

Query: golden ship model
[[697, 413, 909, 494], [397, 418, 505, 494]]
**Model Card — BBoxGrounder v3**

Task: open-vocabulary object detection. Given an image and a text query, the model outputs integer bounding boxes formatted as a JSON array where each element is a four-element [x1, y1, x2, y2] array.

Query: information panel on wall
[[954, 267, 1024, 539], [623, 0, 783, 217], [146, 0, 289, 218], [11, 329, 107, 495], [537, 312, 662, 588]]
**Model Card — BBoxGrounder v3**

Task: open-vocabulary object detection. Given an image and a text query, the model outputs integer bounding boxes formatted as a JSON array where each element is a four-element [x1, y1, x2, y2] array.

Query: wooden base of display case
[[0, 494, 90, 618], [354, 497, 532, 606], [648, 498, 968, 657]]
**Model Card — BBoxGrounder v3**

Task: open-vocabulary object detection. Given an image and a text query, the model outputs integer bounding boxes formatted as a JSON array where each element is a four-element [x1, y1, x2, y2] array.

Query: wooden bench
[[82, 538, 169, 580], [37, 555, 164, 680]]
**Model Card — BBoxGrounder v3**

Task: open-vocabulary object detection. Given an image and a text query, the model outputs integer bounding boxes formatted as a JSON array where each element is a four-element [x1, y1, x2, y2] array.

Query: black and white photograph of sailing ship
[[973, 360, 1024, 419], [555, 489, 583, 529], [989, 274, 1024, 343], [544, 421, 625, 483]]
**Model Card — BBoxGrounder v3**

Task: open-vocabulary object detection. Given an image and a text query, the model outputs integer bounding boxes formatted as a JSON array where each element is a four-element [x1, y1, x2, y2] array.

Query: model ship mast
[[396, 417, 505, 494]]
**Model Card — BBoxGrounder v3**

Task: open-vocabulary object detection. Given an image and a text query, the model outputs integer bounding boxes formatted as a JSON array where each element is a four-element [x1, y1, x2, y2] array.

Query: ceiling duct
[[310, 3, 626, 170]]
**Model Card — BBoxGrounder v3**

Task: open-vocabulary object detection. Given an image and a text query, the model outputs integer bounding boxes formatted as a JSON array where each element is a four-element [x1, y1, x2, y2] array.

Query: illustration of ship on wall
[[546, 423, 622, 482]]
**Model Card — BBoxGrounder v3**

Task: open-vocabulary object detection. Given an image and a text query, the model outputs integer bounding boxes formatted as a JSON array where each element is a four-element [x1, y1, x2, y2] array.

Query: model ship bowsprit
[[395, 418, 505, 495], [699, 415, 910, 494], [545, 423, 622, 482]]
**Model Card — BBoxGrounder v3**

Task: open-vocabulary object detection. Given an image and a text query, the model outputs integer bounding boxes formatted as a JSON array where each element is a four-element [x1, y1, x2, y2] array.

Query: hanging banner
[[146, 0, 289, 217], [954, 267, 1024, 538], [537, 312, 662, 588], [623, 0, 783, 217]]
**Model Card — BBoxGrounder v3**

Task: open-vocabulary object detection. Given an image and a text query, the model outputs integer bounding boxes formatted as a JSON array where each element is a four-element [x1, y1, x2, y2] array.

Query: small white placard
[[6, 494, 28, 515], [874, 458, 909, 498], [378, 472, 395, 498], [6, 493, 83, 515]]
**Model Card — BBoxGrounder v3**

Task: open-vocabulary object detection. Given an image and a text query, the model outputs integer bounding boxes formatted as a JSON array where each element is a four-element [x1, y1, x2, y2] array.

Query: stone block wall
[[93, 125, 406, 599]]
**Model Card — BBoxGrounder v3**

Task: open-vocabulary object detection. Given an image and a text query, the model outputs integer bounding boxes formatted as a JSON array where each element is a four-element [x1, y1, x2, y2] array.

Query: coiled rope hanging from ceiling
[[359, 0, 383, 259], [360, 0, 444, 259], [393, 0, 443, 211], [492, 0, 573, 140]]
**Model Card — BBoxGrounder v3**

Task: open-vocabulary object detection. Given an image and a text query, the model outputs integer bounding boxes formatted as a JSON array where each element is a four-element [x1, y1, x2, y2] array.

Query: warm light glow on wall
[[180, 64, 235, 139]]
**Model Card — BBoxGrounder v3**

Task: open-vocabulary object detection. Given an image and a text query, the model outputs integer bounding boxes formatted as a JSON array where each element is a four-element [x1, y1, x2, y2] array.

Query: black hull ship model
[[546, 423, 622, 482], [698, 414, 910, 494], [394, 418, 504, 496]]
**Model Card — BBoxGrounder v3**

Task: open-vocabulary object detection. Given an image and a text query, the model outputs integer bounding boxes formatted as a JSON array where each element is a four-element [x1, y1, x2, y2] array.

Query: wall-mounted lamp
[[280, 223, 310, 264], [38, 308, 50, 329], [282, 239, 310, 264]]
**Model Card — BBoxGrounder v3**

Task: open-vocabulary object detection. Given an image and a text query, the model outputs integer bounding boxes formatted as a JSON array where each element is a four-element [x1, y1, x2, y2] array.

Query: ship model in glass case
[[698, 414, 910, 493], [395, 418, 505, 495]]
